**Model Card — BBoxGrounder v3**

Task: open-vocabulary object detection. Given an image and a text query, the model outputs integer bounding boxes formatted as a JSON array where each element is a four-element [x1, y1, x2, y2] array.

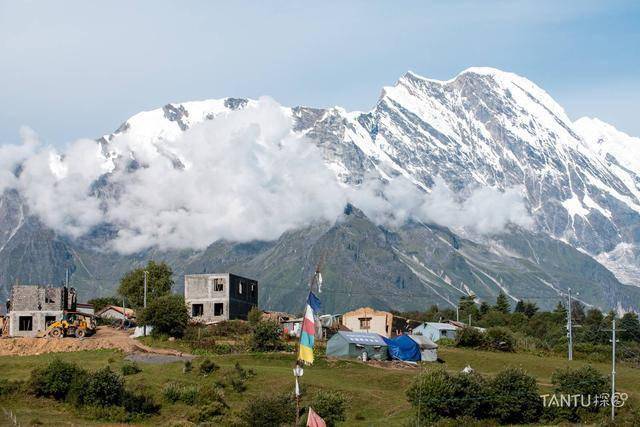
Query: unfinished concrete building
[[6, 285, 76, 337], [185, 273, 258, 323]]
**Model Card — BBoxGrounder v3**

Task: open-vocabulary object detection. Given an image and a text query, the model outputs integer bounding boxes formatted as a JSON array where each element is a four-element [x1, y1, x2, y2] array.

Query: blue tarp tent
[[383, 334, 422, 361]]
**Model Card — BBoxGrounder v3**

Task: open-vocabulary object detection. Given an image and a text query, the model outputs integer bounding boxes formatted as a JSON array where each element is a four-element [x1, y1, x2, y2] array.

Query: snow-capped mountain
[[1, 67, 639, 312]]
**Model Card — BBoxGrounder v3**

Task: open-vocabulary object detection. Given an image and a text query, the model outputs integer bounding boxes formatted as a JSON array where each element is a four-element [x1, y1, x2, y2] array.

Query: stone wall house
[[7, 285, 76, 337], [185, 273, 258, 323], [341, 307, 394, 338]]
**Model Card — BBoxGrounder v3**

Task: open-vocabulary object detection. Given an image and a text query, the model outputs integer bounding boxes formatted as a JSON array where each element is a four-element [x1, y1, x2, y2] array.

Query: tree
[[554, 301, 567, 321], [620, 312, 640, 342], [479, 301, 490, 317], [140, 294, 189, 338], [118, 261, 173, 309], [458, 294, 479, 321], [494, 292, 510, 314], [248, 306, 263, 326], [551, 365, 609, 421], [485, 326, 515, 352], [250, 320, 284, 352], [514, 300, 525, 313], [310, 390, 349, 427], [489, 368, 542, 424], [523, 302, 539, 318], [571, 300, 586, 324]]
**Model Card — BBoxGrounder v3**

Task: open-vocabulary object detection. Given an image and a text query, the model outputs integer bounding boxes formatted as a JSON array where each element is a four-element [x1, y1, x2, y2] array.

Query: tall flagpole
[[293, 258, 324, 425]]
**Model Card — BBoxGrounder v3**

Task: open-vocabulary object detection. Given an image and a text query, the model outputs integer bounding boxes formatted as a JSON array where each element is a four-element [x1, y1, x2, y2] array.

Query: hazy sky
[[1, 1, 639, 146]]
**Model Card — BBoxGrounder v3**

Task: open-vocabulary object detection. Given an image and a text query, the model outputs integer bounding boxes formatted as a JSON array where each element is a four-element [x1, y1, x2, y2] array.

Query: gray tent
[[408, 334, 438, 362], [326, 331, 388, 361]]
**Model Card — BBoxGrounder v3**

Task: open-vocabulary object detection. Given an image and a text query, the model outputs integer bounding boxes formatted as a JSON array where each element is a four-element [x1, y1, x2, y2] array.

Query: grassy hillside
[[0, 347, 638, 426]]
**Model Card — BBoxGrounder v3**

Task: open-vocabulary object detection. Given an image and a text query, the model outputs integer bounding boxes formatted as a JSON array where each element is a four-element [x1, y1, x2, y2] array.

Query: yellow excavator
[[39, 311, 96, 338]]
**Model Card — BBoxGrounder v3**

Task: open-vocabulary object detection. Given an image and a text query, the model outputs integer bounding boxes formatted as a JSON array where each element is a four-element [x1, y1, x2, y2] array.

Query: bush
[[193, 401, 228, 422], [80, 367, 124, 407], [240, 392, 296, 426], [310, 390, 349, 426], [550, 365, 610, 421], [455, 327, 486, 348], [179, 385, 199, 405], [123, 389, 161, 416], [488, 368, 542, 424], [140, 294, 189, 338], [199, 358, 219, 375], [251, 320, 284, 352], [0, 379, 23, 397], [248, 306, 263, 325], [406, 368, 487, 422], [484, 327, 515, 352], [29, 358, 87, 400], [121, 362, 142, 376], [183, 360, 193, 373], [162, 382, 182, 403]]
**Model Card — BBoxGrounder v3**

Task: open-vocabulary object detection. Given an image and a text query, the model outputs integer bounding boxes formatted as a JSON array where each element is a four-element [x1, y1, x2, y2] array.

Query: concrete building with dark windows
[[184, 273, 258, 323], [6, 285, 76, 337]]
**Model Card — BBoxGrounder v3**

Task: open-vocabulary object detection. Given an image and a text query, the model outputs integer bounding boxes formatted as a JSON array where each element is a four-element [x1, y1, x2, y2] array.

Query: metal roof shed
[[326, 331, 388, 361], [408, 334, 439, 362]]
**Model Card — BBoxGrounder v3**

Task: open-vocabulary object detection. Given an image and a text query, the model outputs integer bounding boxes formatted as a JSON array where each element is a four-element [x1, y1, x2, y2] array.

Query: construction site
[[0, 284, 185, 359]]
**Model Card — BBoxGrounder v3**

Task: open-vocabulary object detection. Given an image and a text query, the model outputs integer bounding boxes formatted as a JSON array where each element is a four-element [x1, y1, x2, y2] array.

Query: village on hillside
[[0, 263, 639, 425]]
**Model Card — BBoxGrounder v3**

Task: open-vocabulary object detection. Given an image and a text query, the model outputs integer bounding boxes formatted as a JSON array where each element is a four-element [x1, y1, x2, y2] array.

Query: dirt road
[[0, 327, 188, 357]]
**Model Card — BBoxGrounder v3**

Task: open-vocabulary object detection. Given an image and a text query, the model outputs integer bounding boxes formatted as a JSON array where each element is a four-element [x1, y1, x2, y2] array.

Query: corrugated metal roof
[[420, 322, 459, 331], [337, 331, 387, 345], [408, 334, 438, 349]]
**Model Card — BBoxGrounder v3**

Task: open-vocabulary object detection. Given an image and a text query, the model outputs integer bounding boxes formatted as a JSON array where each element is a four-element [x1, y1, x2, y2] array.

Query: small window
[[213, 278, 224, 292], [214, 303, 224, 316], [19, 316, 33, 331], [45, 296, 55, 304], [192, 304, 204, 317], [45, 316, 57, 326], [359, 317, 371, 329], [238, 282, 243, 295]]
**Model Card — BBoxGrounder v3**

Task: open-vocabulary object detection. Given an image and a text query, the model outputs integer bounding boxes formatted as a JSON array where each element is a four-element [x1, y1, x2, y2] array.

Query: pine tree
[[514, 300, 525, 313], [494, 292, 510, 314], [620, 312, 640, 342]]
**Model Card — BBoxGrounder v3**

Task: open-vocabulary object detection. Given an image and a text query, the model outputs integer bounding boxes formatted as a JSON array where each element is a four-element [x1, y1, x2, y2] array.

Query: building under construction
[[3, 285, 77, 337]]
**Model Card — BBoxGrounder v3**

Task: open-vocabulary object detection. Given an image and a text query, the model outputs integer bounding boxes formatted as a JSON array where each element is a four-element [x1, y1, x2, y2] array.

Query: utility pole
[[143, 271, 148, 337], [567, 288, 573, 361], [65, 268, 69, 288], [605, 319, 625, 422], [468, 314, 472, 327], [611, 319, 617, 421], [456, 306, 459, 322]]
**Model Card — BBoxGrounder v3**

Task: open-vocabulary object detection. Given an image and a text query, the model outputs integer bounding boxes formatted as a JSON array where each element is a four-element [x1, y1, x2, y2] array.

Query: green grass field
[[0, 347, 638, 426]]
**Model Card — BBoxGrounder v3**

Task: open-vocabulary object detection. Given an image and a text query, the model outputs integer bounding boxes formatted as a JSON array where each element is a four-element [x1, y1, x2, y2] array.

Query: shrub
[[83, 405, 129, 422], [194, 401, 228, 422], [183, 360, 193, 373], [199, 358, 219, 375], [455, 327, 486, 348], [0, 379, 22, 397], [29, 358, 87, 400], [251, 320, 284, 352], [140, 294, 189, 338], [121, 362, 142, 376], [240, 392, 296, 426], [484, 327, 515, 352], [123, 389, 161, 416], [310, 390, 349, 426], [550, 365, 610, 421], [162, 382, 182, 403], [488, 367, 542, 424], [80, 367, 124, 407], [248, 306, 263, 326], [179, 385, 199, 405], [406, 368, 487, 422]]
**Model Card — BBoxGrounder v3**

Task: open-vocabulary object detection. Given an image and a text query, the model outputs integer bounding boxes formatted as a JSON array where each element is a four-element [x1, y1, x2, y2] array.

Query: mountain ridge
[[1, 67, 639, 313]]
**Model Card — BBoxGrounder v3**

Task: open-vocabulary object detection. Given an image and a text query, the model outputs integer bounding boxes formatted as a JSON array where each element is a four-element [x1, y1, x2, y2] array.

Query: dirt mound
[[0, 326, 185, 357]]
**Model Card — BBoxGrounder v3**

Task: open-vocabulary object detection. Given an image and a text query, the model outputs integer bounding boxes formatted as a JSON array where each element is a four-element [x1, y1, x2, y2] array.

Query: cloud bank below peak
[[0, 98, 532, 253]]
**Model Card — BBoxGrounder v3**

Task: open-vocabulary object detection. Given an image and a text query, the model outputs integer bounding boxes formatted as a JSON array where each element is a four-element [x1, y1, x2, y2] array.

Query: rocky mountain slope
[[1, 68, 639, 313]]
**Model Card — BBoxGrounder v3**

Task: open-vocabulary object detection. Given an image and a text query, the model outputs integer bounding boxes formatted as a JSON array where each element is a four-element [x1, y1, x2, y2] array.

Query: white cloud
[[0, 98, 532, 253]]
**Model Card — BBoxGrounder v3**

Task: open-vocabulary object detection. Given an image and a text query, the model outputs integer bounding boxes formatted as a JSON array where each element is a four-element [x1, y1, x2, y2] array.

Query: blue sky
[[1, 1, 639, 146]]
